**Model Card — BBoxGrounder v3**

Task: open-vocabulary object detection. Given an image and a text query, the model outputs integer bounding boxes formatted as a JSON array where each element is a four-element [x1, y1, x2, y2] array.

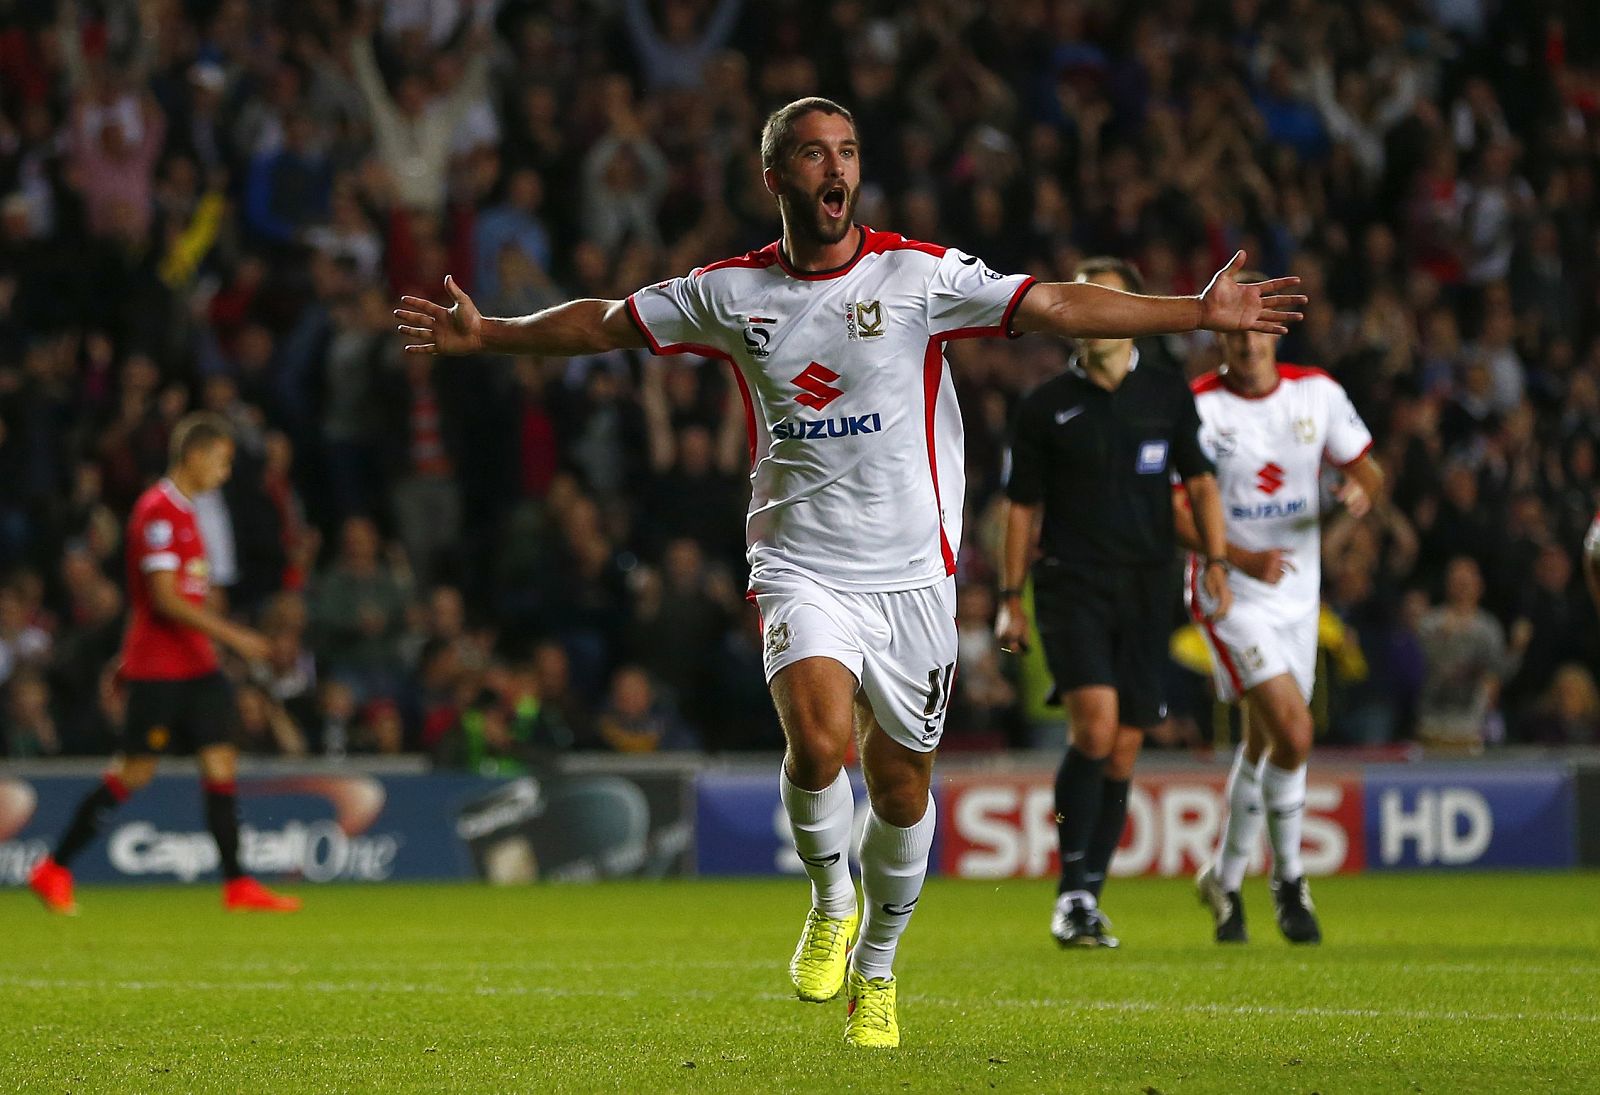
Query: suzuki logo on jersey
[[1256, 462, 1286, 495], [1231, 498, 1308, 520], [845, 300, 884, 340], [792, 362, 844, 410], [743, 315, 777, 357], [772, 413, 883, 440]]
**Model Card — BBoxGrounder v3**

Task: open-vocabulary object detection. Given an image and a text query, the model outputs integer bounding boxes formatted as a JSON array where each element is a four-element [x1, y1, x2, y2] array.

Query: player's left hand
[[1202, 562, 1233, 623], [1199, 250, 1307, 335], [1334, 479, 1371, 518], [396, 275, 484, 355]]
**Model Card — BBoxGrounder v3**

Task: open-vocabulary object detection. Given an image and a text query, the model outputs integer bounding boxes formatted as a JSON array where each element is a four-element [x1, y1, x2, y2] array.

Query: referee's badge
[[1136, 440, 1169, 474]]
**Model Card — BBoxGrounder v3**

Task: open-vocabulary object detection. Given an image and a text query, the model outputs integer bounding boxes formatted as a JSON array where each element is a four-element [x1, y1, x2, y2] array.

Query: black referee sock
[[1084, 778, 1131, 901], [1055, 747, 1107, 896], [54, 774, 131, 866], [204, 781, 245, 881]]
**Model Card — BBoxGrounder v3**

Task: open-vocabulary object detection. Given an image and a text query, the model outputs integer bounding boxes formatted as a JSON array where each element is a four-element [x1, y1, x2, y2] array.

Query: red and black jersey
[[121, 479, 218, 681]]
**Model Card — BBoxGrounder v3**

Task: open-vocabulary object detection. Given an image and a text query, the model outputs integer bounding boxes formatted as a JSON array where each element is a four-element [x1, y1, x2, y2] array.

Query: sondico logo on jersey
[[844, 300, 884, 340], [773, 361, 883, 441], [742, 315, 778, 358], [1231, 461, 1308, 520]]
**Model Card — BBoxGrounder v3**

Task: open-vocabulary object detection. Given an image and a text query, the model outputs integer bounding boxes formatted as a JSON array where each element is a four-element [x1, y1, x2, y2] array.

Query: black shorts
[[1032, 558, 1177, 729], [120, 672, 239, 755]]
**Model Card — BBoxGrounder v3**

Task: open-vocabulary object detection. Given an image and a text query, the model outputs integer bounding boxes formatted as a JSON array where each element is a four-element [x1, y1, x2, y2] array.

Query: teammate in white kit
[[1179, 315, 1383, 944], [394, 98, 1307, 1045]]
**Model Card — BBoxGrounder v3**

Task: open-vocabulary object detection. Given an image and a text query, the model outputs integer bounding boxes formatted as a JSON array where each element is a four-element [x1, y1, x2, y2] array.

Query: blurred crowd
[[3, 0, 1600, 767]]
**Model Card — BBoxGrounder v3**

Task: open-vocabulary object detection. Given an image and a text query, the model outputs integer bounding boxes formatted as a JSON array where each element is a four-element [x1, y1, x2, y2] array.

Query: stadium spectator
[[1417, 557, 1529, 750], [595, 665, 698, 753], [3, 667, 59, 757], [1522, 664, 1600, 746], [310, 516, 411, 701], [235, 681, 308, 757]]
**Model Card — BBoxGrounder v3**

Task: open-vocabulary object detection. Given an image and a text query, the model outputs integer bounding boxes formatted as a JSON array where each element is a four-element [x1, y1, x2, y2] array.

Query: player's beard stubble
[[776, 174, 860, 249]]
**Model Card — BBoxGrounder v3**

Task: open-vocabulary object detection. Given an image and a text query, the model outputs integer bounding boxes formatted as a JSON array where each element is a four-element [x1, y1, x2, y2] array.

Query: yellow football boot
[[788, 906, 859, 1002], [843, 967, 899, 1049]]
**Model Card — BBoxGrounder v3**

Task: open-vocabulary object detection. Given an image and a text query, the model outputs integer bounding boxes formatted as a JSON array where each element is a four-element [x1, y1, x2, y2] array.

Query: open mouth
[[821, 184, 847, 219]]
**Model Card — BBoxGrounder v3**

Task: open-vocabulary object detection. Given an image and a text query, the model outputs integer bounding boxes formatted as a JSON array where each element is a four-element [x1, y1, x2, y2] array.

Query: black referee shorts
[[1032, 558, 1177, 729], [119, 672, 240, 756]]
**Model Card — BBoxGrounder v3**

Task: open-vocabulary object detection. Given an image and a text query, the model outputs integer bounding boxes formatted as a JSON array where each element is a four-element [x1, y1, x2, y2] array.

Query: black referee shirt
[[1004, 349, 1213, 567]]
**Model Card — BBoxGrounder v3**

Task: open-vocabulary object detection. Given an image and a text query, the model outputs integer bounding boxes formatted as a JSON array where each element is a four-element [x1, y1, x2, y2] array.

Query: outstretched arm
[[1012, 250, 1305, 339], [395, 275, 647, 356]]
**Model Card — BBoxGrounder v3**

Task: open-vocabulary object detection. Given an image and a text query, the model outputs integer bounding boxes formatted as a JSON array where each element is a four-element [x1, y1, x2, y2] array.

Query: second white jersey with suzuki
[[1191, 364, 1373, 615], [628, 227, 1034, 592]]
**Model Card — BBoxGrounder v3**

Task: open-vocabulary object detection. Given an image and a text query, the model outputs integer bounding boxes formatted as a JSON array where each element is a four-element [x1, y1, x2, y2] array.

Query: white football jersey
[[1190, 364, 1373, 616], [628, 227, 1035, 592]]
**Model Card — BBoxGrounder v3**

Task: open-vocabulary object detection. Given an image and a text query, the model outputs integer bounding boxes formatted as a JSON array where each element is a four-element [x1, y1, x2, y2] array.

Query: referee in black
[[996, 256, 1233, 948]]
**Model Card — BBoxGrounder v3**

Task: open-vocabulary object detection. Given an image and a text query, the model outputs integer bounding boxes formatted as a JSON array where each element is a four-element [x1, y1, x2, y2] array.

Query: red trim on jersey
[[917, 277, 1038, 576], [865, 230, 946, 260], [625, 294, 667, 355], [1187, 556, 1244, 696], [626, 294, 729, 361], [103, 773, 130, 803], [726, 360, 760, 468], [1330, 439, 1375, 469], [1192, 362, 1330, 400], [933, 277, 1038, 340], [625, 295, 760, 466], [202, 779, 237, 796], [922, 341, 958, 575], [694, 250, 780, 277], [770, 225, 949, 281]]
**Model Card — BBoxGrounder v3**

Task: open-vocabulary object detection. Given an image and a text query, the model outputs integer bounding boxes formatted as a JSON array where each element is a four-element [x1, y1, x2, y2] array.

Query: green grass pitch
[[5, 874, 1598, 1093]]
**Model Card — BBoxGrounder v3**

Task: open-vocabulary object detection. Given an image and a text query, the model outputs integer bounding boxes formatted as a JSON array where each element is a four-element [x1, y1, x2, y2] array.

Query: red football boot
[[29, 855, 78, 915], [222, 876, 302, 912]]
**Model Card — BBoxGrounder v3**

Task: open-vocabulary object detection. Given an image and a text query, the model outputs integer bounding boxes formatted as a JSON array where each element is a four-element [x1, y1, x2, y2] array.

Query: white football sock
[[850, 796, 936, 981], [1262, 761, 1308, 882], [781, 767, 857, 919], [1216, 745, 1266, 892]]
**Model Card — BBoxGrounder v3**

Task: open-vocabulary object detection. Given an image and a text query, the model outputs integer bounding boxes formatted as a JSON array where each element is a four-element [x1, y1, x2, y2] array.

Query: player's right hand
[[994, 600, 1029, 654], [1240, 547, 1296, 585], [396, 275, 484, 355]]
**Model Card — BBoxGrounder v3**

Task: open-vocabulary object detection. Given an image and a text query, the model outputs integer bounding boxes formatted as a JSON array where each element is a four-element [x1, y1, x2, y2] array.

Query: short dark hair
[[760, 97, 856, 172], [169, 411, 233, 466], [1072, 256, 1144, 294]]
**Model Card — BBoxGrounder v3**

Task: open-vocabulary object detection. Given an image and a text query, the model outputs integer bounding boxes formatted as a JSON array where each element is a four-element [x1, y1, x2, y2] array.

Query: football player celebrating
[[1179, 308, 1382, 944], [395, 98, 1305, 1046]]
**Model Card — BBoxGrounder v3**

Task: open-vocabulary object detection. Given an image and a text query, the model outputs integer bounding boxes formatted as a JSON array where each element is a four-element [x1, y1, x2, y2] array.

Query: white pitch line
[[4, 977, 1596, 1027]]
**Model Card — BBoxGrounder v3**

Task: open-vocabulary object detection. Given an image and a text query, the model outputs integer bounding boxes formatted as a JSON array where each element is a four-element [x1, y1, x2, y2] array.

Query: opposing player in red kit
[[29, 413, 301, 914]]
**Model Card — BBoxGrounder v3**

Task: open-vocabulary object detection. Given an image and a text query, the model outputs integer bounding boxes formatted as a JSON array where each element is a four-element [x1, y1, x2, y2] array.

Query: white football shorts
[[1193, 599, 1318, 704], [754, 570, 958, 753]]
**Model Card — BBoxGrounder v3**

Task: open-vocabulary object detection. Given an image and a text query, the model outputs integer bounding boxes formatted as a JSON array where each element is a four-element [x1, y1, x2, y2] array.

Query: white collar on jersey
[[157, 477, 196, 512], [1067, 346, 1140, 380]]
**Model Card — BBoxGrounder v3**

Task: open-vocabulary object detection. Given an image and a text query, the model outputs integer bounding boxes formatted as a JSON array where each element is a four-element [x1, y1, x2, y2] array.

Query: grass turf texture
[[5, 874, 1597, 1094]]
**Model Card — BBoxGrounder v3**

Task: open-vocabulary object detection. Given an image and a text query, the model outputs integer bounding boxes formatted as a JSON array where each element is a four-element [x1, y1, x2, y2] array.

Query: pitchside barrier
[[2, 753, 1596, 886]]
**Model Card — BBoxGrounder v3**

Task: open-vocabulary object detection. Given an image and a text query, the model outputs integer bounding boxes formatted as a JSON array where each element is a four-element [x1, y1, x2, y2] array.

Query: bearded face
[[766, 110, 862, 250], [774, 170, 859, 247]]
